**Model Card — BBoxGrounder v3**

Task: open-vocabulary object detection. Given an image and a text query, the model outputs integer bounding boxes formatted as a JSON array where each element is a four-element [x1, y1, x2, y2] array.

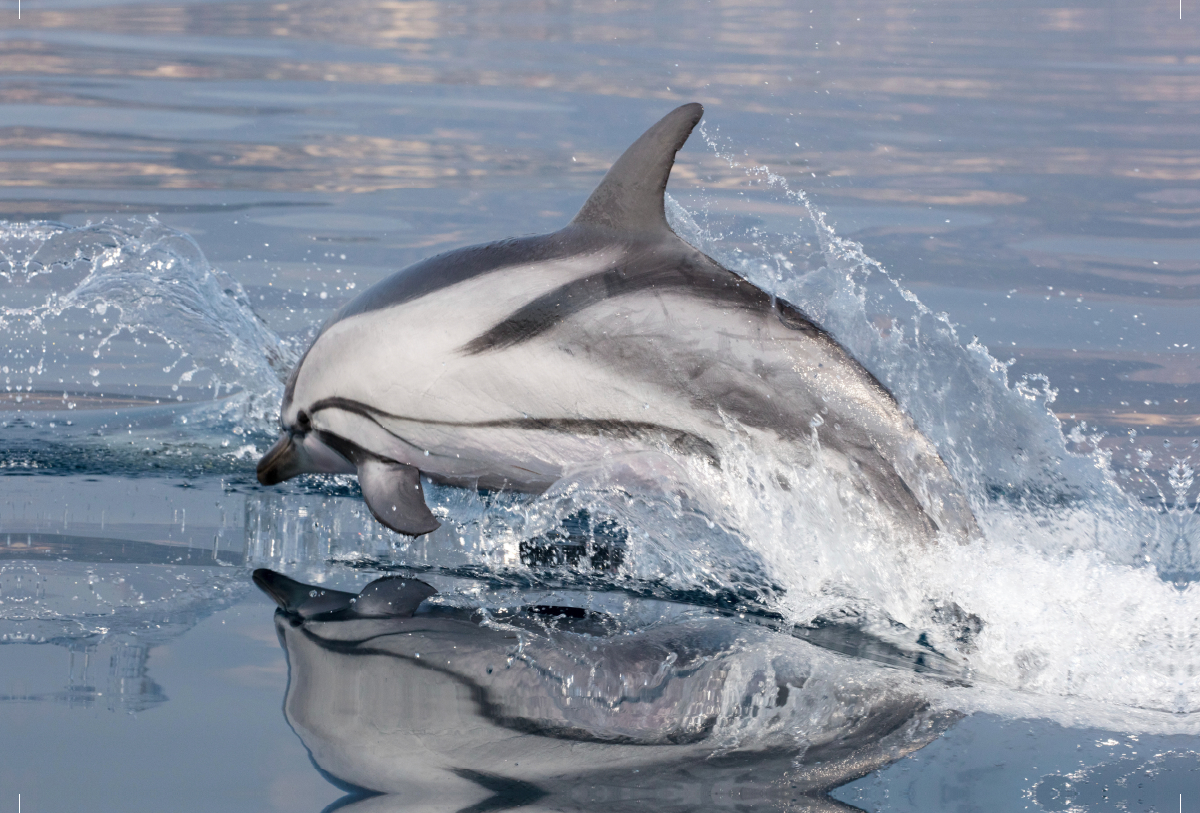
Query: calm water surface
[[1, 0, 1198, 811]]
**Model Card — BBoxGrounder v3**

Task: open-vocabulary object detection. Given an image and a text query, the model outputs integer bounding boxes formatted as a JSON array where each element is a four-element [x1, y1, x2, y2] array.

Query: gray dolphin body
[[256, 103, 976, 542], [253, 569, 958, 809]]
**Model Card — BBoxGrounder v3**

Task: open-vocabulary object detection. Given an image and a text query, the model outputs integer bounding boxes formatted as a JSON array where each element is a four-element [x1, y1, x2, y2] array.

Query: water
[[1, 0, 1198, 810]]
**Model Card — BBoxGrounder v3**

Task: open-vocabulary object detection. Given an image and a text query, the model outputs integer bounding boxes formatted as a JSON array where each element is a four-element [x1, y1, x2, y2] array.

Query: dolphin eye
[[296, 410, 312, 430]]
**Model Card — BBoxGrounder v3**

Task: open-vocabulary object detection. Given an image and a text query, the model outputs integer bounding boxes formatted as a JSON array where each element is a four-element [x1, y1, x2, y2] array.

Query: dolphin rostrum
[[256, 103, 977, 542]]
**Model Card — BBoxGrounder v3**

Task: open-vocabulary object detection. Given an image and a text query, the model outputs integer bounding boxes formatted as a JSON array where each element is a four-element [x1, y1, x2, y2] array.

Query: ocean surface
[[1, 0, 1198, 810]]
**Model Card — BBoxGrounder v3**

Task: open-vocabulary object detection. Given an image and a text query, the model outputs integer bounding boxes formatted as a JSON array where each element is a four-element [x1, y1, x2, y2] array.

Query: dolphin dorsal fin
[[571, 103, 703, 234]]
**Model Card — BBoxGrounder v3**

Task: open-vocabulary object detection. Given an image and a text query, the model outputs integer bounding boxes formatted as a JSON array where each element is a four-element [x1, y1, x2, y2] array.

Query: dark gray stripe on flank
[[309, 396, 719, 466], [330, 229, 607, 327], [460, 253, 822, 355]]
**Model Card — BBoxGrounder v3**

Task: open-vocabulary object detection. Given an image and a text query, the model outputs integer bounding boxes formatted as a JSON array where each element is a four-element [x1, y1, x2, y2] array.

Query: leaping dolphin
[[256, 103, 977, 542]]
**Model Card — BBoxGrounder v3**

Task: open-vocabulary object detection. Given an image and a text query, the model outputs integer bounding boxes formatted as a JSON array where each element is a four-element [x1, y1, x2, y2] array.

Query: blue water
[[1, 0, 1198, 810]]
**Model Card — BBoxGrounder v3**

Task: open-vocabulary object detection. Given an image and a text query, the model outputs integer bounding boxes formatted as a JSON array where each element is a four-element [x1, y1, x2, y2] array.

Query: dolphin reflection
[[255, 569, 956, 811]]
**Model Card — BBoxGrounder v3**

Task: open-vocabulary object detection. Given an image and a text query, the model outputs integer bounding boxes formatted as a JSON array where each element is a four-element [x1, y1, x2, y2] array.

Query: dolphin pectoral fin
[[257, 434, 301, 486], [358, 458, 441, 537], [353, 575, 437, 618]]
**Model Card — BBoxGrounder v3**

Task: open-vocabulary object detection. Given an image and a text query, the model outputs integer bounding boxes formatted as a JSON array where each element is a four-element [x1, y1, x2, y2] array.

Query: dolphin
[[256, 103, 977, 542], [253, 568, 959, 808]]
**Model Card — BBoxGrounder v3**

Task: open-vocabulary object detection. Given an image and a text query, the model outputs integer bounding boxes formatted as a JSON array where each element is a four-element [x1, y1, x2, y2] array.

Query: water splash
[[645, 126, 1200, 722], [0, 219, 297, 469]]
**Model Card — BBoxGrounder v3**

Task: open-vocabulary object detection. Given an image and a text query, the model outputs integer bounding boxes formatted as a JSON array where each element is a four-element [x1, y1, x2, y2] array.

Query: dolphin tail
[[357, 458, 442, 537], [571, 102, 703, 235], [893, 443, 981, 543]]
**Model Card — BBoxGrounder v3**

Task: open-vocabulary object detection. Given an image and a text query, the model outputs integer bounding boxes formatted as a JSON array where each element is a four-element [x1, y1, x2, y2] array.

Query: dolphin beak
[[252, 568, 303, 610], [253, 568, 360, 617], [257, 434, 302, 485], [257, 431, 356, 485]]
